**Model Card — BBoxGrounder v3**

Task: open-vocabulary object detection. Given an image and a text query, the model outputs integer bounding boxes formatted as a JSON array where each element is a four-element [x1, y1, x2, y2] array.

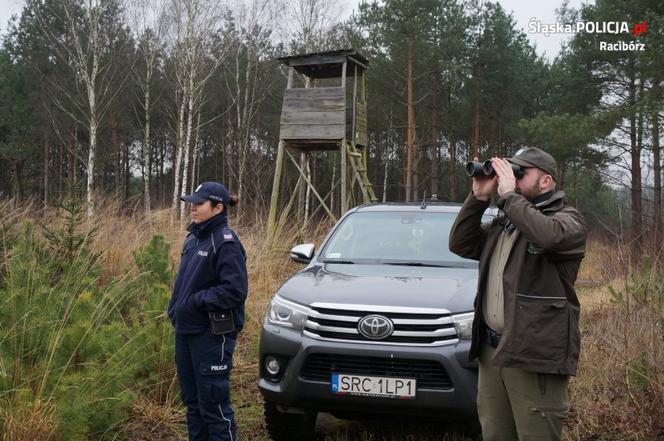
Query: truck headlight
[[452, 312, 474, 340], [266, 296, 310, 330]]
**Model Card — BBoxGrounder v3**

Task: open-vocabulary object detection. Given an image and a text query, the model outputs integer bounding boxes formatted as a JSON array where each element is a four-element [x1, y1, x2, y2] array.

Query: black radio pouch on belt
[[209, 311, 235, 335]]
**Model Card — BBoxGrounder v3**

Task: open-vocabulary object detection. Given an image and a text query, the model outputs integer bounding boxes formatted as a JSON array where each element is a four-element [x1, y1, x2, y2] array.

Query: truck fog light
[[265, 356, 281, 376]]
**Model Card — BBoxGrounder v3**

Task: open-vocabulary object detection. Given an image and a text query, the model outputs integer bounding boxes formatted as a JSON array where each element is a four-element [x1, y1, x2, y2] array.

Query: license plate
[[331, 373, 416, 399]]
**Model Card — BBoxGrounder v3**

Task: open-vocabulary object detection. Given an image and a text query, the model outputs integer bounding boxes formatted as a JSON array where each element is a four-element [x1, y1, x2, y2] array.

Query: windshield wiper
[[321, 259, 356, 264], [383, 261, 452, 268]]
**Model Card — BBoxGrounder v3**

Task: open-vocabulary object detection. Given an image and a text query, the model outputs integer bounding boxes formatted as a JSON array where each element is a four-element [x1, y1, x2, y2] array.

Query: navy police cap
[[181, 182, 230, 205]]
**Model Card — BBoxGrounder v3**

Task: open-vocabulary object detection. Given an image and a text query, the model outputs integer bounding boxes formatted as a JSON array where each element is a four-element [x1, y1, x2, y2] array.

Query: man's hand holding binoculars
[[491, 158, 517, 197], [470, 157, 517, 201]]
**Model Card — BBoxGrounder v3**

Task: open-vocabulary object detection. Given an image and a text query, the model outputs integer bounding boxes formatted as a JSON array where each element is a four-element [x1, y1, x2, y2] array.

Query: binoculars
[[465, 160, 525, 179]]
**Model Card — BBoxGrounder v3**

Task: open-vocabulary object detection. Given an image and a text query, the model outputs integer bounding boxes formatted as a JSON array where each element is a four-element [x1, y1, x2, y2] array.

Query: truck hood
[[276, 263, 478, 314]]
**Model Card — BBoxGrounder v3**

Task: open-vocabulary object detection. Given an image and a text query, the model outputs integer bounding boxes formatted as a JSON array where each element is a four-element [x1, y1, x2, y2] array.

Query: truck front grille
[[303, 304, 458, 346], [300, 353, 453, 389]]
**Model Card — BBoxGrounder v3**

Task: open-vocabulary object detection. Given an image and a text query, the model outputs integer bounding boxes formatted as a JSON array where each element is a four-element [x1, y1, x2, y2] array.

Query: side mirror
[[290, 243, 315, 264]]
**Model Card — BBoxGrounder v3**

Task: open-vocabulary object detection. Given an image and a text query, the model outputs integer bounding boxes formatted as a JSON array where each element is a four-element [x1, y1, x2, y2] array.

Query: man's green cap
[[507, 147, 557, 181]]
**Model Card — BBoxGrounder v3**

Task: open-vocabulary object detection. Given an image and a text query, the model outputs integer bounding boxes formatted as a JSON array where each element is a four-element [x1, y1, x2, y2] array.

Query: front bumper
[[258, 323, 479, 421]]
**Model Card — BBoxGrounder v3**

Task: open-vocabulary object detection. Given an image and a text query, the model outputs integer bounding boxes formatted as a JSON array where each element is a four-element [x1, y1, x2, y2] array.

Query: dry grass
[[121, 395, 187, 441], [576, 283, 614, 312], [569, 278, 664, 441], [578, 236, 624, 283], [0, 398, 58, 441]]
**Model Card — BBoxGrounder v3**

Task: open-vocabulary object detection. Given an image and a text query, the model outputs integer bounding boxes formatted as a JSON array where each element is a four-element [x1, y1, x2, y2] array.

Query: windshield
[[320, 211, 491, 267]]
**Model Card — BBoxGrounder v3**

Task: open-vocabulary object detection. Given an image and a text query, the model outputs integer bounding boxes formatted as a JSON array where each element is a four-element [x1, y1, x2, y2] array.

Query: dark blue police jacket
[[167, 213, 248, 334]]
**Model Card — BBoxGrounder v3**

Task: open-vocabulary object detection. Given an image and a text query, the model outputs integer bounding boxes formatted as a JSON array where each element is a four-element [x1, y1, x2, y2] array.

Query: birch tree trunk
[[171, 99, 186, 223], [179, 70, 197, 221], [37, 0, 128, 218], [190, 110, 201, 193], [143, 80, 152, 213], [130, 1, 167, 214], [168, 0, 225, 222]]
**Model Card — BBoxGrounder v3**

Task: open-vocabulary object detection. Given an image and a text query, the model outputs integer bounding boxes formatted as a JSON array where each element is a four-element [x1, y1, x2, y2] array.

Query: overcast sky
[[0, 0, 590, 60], [0, 0, 23, 35]]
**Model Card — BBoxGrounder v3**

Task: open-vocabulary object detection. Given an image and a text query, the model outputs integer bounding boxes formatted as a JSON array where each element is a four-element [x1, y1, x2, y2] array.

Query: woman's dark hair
[[210, 194, 240, 208]]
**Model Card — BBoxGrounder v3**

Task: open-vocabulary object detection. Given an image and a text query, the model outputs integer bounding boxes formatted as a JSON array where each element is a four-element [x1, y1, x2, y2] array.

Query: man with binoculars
[[449, 147, 587, 441]]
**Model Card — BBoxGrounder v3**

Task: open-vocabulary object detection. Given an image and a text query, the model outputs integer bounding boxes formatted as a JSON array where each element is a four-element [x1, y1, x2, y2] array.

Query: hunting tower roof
[[277, 48, 369, 79]]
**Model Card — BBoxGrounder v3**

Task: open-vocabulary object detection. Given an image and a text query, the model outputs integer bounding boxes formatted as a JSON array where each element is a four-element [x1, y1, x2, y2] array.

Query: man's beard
[[516, 182, 542, 201]]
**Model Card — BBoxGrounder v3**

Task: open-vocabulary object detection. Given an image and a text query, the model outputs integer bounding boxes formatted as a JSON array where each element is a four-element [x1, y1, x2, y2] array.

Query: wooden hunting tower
[[267, 49, 377, 238]]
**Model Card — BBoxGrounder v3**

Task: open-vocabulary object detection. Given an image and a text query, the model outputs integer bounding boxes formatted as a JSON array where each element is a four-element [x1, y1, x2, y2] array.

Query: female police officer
[[168, 182, 248, 441]]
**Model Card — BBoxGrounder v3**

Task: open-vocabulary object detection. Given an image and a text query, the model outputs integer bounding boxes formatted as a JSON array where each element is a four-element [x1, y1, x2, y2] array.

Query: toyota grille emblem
[[357, 315, 394, 340]]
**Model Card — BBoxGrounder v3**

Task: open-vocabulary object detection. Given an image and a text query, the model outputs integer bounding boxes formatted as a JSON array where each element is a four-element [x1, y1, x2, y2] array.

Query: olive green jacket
[[449, 190, 587, 376]]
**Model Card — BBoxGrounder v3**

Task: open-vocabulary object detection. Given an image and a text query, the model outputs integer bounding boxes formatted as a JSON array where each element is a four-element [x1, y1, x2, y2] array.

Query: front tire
[[264, 399, 317, 441]]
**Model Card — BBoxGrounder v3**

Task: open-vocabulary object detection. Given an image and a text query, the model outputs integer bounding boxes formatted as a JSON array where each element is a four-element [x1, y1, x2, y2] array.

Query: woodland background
[[0, 0, 663, 440], [0, 0, 662, 243]]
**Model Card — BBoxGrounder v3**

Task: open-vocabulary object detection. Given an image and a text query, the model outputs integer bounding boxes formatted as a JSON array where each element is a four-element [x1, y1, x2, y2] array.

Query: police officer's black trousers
[[176, 331, 237, 441]]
